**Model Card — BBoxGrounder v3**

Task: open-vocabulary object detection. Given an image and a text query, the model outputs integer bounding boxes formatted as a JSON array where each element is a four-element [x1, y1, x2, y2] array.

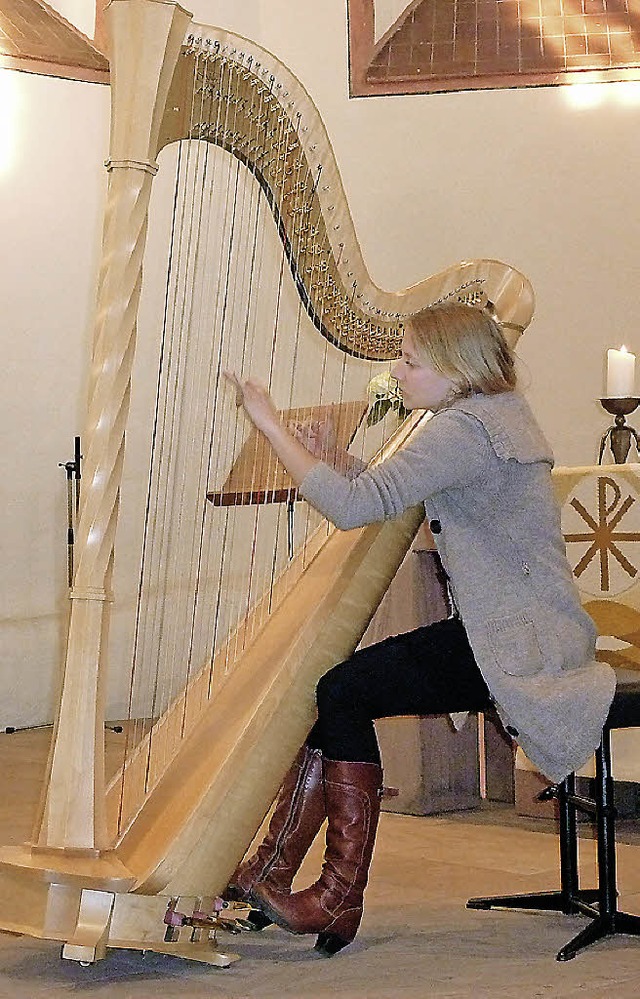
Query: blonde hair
[[405, 303, 516, 398]]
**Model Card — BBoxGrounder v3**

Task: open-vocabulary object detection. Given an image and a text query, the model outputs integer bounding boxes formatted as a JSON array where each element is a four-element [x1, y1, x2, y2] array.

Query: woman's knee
[[316, 660, 359, 714]]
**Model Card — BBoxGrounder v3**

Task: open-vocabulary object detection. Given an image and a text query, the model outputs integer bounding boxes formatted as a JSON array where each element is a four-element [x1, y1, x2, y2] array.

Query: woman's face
[[391, 329, 456, 411]]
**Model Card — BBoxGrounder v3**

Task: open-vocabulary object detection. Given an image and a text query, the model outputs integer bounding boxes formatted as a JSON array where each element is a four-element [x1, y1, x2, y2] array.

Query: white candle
[[606, 346, 636, 397]]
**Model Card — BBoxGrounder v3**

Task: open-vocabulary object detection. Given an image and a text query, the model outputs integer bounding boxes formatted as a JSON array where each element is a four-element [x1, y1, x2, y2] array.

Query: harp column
[[31, 0, 192, 855]]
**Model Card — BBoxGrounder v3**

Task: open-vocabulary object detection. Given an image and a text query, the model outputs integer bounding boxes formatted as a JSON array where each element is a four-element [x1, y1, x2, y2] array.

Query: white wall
[[47, 0, 95, 39], [0, 70, 109, 727], [1, 0, 639, 726]]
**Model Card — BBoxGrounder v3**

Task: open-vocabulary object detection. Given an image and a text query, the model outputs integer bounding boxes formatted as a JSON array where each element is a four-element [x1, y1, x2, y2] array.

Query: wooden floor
[[0, 726, 640, 998]]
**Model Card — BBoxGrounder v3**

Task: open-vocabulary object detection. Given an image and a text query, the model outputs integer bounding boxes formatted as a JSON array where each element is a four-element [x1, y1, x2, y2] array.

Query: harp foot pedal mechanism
[[162, 898, 242, 966], [238, 906, 275, 931]]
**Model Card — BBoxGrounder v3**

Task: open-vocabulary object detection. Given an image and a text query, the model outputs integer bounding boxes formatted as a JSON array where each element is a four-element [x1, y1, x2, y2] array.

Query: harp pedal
[[164, 897, 221, 937], [163, 897, 244, 949]]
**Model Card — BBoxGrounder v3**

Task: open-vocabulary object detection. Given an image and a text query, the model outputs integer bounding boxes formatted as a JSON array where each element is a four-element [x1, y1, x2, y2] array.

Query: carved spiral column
[[32, 0, 191, 855]]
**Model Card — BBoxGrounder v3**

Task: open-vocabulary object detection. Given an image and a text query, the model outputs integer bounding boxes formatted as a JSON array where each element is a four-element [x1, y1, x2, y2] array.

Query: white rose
[[367, 371, 397, 398]]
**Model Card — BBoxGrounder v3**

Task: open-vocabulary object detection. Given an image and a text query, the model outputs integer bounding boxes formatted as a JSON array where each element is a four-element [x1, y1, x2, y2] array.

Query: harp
[[0, 0, 534, 965]]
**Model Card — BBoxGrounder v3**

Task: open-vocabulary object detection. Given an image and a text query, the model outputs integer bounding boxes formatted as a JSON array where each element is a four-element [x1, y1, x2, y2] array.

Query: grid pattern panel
[[0, 0, 108, 81], [352, 0, 640, 95]]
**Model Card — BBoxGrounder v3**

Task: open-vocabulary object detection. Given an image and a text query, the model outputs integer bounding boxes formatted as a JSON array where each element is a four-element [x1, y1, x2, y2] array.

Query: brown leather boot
[[250, 758, 382, 955], [225, 744, 325, 907]]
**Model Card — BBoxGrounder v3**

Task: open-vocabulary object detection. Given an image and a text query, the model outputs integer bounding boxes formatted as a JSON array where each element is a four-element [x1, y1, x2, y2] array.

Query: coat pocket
[[487, 613, 544, 677]]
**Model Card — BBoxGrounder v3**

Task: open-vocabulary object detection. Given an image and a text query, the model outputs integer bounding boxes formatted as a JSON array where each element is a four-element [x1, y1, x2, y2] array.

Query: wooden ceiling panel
[[0, 0, 108, 84]]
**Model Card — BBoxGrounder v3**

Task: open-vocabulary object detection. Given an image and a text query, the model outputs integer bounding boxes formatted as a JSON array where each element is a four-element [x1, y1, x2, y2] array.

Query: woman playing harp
[[0, 0, 597, 968], [227, 302, 616, 957]]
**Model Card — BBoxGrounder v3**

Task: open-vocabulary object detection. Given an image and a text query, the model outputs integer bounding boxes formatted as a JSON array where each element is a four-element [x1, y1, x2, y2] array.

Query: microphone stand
[[59, 435, 82, 587], [1, 438, 122, 735]]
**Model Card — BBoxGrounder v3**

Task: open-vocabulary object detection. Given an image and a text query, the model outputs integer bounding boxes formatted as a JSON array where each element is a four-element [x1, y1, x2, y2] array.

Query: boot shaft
[[229, 744, 325, 897], [321, 758, 382, 898]]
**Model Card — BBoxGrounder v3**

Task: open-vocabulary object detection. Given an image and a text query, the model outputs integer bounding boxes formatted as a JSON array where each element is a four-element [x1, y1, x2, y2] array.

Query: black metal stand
[[59, 436, 82, 587], [1, 437, 125, 738], [467, 728, 640, 960]]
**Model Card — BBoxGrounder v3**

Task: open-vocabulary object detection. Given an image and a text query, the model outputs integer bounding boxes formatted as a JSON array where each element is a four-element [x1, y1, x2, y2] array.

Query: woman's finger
[[222, 369, 244, 407]]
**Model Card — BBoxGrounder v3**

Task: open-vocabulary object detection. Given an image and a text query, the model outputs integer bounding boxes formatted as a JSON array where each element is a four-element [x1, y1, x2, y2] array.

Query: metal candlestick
[[598, 397, 640, 464]]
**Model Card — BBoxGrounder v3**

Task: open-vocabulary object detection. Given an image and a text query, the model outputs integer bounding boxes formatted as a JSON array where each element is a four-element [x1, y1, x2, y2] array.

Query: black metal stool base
[[468, 887, 593, 916], [467, 695, 640, 961], [556, 911, 640, 962], [467, 889, 640, 961]]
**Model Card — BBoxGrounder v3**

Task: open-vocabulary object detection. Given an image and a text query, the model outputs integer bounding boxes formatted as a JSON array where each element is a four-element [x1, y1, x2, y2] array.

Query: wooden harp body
[[0, 0, 534, 964]]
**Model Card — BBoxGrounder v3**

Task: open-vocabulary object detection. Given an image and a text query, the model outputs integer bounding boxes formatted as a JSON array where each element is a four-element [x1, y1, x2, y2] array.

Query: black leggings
[[307, 617, 492, 766]]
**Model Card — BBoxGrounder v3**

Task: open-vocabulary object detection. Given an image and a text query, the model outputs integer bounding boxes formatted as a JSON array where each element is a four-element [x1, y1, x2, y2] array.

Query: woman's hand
[[224, 371, 281, 435], [224, 370, 317, 484], [289, 415, 337, 461], [223, 372, 362, 485], [289, 413, 365, 479]]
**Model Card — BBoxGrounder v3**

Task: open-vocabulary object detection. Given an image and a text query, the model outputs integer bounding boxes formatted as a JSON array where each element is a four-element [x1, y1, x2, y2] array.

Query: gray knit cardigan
[[299, 391, 616, 782]]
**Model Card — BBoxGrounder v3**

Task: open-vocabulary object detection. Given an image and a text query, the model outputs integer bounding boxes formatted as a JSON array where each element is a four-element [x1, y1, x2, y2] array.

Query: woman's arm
[[299, 410, 495, 530], [226, 373, 493, 531], [225, 372, 366, 483]]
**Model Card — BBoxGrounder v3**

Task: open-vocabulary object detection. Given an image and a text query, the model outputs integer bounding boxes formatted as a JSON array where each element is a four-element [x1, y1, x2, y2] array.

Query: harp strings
[[236, 72, 288, 652], [219, 61, 292, 671], [198, 53, 252, 694], [116, 136, 187, 822], [114, 49, 299, 805], [181, 56, 230, 718], [117, 50, 236, 803], [110, 42, 397, 834], [204, 56, 263, 684], [220, 63, 300, 656]]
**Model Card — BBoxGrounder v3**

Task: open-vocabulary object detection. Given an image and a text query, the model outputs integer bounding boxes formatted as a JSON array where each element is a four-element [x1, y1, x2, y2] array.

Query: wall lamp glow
[[564, 80, 640, 110]]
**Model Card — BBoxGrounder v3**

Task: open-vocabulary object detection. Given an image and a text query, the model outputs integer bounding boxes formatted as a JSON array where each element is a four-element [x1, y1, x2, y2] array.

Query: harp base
[[63, 936, 241, 968], [104, 938, 241, 968], [0, 863, 241, 967], [0, 843, 136, 892]]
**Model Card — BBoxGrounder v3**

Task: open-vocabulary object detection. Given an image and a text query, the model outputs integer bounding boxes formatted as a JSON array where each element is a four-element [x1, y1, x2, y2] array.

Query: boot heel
[[314, 931, 351, 957], [246, 908, 273, 931]]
